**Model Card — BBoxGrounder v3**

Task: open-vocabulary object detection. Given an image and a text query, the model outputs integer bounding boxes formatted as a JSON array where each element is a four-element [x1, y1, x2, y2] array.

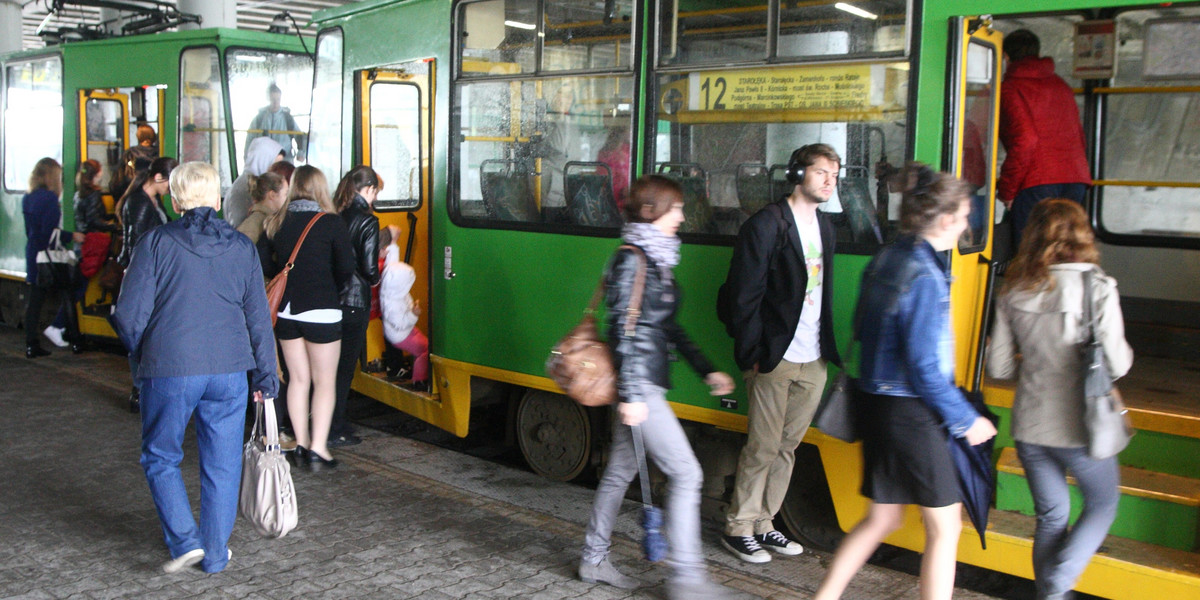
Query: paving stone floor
[[0, 327, 1001, 600]]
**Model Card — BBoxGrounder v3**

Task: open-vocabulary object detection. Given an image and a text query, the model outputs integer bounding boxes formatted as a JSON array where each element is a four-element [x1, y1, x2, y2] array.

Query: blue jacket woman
[[113, 162, 278, 575], [22, 157, 81, 357], [814, 164, 996, 600]]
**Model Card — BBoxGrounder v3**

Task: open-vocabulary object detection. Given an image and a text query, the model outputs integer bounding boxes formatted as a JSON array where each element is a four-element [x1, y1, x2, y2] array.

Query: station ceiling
[[19, 0, 357, 50]]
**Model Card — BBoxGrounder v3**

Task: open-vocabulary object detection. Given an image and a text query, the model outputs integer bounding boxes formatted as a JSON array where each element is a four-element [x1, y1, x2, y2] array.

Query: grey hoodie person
[[224, 137, 283, 228]]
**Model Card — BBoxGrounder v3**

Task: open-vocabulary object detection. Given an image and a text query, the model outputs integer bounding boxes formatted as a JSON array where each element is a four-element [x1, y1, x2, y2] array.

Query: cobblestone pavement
[[0, 327, 1001, 600]]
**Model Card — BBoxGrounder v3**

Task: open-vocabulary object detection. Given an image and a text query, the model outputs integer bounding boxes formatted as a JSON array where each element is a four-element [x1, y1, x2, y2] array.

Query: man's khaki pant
[[724, 358, 827, 537]]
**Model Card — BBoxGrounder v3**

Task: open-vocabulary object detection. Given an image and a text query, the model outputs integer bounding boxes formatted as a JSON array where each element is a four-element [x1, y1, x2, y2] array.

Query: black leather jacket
[[73, 189, 118, 234], [605, 245, 715, 402], [339, 195, 381, 309], [119, 188, 167, 266]]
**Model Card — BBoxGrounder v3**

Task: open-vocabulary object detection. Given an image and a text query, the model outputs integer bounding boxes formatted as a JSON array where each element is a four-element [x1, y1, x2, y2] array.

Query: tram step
[[996, 446, 1200, 551]]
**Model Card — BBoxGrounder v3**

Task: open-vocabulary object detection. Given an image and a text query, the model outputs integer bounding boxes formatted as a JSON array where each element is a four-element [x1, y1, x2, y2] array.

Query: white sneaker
[[162, 548, 205, 573], [42, 326, 68, 348]]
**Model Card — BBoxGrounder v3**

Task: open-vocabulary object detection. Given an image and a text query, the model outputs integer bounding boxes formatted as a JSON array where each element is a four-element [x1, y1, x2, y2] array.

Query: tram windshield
[[309, 29, 344, 181], [226, 49, 314, 169]]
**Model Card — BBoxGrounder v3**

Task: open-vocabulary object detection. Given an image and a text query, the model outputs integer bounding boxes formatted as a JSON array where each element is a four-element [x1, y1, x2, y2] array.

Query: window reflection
[[4, 56, 63, 191], [310, 30, 345, 181], [226, 49, 314, 169]]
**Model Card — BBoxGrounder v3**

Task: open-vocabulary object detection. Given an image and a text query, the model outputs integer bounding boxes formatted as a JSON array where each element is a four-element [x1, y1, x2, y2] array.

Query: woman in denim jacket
[[987, 199, 1132, 600], [814, 164, 996, 600]]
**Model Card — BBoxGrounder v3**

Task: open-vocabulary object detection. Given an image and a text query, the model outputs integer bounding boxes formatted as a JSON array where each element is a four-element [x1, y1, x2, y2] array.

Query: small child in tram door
[[377, 224, 430, 391]]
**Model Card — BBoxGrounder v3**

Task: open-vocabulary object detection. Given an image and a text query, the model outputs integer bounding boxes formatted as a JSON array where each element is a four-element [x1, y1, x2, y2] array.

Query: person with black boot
[[22, 157, 84, 358], [330, 166, 382, 447]]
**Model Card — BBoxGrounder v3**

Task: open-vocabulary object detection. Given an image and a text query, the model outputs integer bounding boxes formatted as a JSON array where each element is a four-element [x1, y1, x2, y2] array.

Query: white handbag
[[35, 228, 77, 288], [239, 398, 298, 538]]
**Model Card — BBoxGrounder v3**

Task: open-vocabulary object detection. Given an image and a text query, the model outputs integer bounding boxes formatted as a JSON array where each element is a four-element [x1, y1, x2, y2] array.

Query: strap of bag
[[631, 424, 653, 508], [251, 398, 281, 453], [1082, 269, 1096, 345], [584, 244, 647, 338], [282, 213, 325, 272]]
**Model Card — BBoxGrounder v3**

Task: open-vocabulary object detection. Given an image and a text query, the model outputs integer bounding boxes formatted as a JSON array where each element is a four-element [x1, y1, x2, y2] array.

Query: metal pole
[[177, 0, 238, 30], [0, 0, 22, 54]]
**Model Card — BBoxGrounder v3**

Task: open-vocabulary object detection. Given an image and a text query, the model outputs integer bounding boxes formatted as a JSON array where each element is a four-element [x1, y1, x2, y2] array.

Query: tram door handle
[[444, 246, 456, 280]]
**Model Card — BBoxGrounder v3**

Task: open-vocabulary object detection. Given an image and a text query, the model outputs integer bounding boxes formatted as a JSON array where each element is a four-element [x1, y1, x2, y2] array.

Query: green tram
[[0, 28, 313, 334], [313, 0, 1200, 595]]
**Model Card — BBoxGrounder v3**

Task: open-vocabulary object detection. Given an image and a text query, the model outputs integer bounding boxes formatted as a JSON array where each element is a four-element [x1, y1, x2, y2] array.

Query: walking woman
[[330, 166, 383, 447], [23, 157, 84, 357], [579, 175, 737, 600], [813, 163, 997, 600], [113, 162, 278, 574], [263, 165, 354, 471], [118, 156, 178, 412], [987, 199, 1132, 600]]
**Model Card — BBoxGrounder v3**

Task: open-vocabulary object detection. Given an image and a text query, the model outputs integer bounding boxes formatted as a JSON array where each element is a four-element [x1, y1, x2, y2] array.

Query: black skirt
[[858, 391, 960, 508]]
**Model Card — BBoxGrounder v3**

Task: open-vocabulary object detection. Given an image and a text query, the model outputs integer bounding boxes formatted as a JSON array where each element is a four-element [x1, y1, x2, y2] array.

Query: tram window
[[659, 0, 910, 67], [459, 0, 536, 76], [226, 49, 314, 169], [179, 47, 232, 194], [651, 61, 909, 249], [453, 75, 633, 227], [543, 0, 634, 71], [82, 97, 125, 191], [310, 29, 345, 181], [369, 82, 421, 210], [958, 41, 997, 255], [1095, 6, 1200, 240], [3, 56, 63, 192]]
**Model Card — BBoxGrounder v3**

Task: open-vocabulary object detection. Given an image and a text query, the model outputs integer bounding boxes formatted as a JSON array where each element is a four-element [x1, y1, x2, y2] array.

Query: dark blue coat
[[113, 207, 279, 397], [23, 188, 65, 285]]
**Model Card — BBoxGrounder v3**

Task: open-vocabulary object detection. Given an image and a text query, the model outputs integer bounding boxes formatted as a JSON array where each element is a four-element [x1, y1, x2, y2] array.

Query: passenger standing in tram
[[22, 158, 85, 358], [110, 125, 159, 200], [247, 83, 306, 162], [112, 161, 278, 575], [579, 175, 739, 600], [997, 29, 1091, 246], [262, 165, 355, 471], [987, 199, 1132, 600], [118, 156, 178, 413], [538, 80, 581, 223], [224, 137, 284, 229], [597, 125, 632, 211], [719, 144, 842, 563], [330, 166, 384, 447], [812, 163, 997, 600]]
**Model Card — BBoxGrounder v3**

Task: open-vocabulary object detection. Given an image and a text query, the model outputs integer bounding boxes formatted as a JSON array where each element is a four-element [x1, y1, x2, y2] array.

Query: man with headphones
[[718, 143, 843, 563]]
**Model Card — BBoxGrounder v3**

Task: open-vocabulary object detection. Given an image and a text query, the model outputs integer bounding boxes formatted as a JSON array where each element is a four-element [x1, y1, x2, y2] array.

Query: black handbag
[[814, 372, 858, 443], [1081, 269, 1133, 459], [35, 228, 77, 289]]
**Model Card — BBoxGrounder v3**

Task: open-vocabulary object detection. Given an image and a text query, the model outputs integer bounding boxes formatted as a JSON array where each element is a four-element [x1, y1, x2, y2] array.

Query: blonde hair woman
[[113, 161, 278, 574], [262, 165, 355, 471], [988, 198, 1132, 600], [23, 157, 83, 357]]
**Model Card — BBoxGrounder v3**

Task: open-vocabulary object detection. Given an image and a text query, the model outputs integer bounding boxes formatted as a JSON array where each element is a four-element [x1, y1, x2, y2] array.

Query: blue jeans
[[1016, 441, 1119, 599], [1010, 183, 1088, 249], [140, 372, 247, 573]]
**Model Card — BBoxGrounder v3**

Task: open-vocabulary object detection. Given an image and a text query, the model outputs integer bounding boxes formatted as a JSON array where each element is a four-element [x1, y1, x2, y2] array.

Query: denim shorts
[[275, 317, 341, 344]]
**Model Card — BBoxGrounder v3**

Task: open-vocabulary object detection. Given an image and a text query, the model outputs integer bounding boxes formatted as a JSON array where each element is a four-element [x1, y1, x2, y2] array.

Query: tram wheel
[[515, 390, 591, 482], [777, 443, 845, 552]]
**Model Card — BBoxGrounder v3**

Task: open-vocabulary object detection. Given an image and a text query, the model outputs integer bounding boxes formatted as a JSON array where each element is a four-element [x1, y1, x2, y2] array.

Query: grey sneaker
[[579, 557, 638, 589], [721, 534, 771, 563], [162, 548, 204, 573], [755, 530, 803, 555], [667, 580, 739, 600]]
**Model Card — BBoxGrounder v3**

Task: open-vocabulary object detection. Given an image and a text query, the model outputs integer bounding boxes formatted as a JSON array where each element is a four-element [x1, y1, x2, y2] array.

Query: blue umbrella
[[631, 425, 668, 562], [948, 389, 998, 549]]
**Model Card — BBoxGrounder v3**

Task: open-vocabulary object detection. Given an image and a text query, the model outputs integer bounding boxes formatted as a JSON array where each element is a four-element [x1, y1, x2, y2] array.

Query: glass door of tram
[[946, 18, 1003, 391], [354, 62, 434, 398]]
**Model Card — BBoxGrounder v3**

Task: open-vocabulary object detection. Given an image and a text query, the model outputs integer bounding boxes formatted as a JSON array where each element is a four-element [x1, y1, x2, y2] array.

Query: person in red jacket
[[997, 29, 1092, 245]]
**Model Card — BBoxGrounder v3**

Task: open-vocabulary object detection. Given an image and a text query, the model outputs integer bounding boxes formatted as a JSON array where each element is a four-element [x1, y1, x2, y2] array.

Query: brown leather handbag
[[546, 245, 646, 407], [265, 213, 324, 326]]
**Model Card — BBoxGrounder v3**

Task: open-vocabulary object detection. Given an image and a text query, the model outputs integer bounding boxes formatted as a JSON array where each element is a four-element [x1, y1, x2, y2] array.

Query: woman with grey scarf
[[579, 175, 737, 600]]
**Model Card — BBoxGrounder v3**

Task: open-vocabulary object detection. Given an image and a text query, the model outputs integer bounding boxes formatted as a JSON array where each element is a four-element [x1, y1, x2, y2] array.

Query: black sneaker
[[720, 534, 771, 563], [755, 530, 803, 555], [327, 434, 362, 448]]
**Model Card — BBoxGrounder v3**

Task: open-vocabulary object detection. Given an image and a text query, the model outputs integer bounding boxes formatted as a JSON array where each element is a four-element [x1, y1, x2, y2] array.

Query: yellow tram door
[[352, 62, 447, 426], [76, 87, 166, 336], [946, 17, 1003, 391]]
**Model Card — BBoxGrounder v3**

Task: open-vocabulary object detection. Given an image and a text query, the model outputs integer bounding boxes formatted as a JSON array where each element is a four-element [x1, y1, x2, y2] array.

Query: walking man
[[719, 144, 842, 563]]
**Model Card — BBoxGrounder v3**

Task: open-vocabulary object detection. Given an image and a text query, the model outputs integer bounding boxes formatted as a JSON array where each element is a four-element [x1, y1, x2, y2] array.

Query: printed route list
[[687, 64, 874, 112]]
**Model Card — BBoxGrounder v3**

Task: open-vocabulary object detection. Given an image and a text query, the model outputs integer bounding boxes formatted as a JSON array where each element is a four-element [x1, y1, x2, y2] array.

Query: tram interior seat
[[480, 159, 540, 222], [657, 162, 714, 234], [564, 161, 622, 227]]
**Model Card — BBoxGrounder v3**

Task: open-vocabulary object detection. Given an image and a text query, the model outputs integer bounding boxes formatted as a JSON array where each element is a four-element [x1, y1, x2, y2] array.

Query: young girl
[[377, 224, 428, 390]]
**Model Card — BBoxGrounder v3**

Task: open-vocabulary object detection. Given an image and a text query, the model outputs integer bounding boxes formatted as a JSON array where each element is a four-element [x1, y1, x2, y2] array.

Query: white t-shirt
[[782, 211, 823, 363]]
